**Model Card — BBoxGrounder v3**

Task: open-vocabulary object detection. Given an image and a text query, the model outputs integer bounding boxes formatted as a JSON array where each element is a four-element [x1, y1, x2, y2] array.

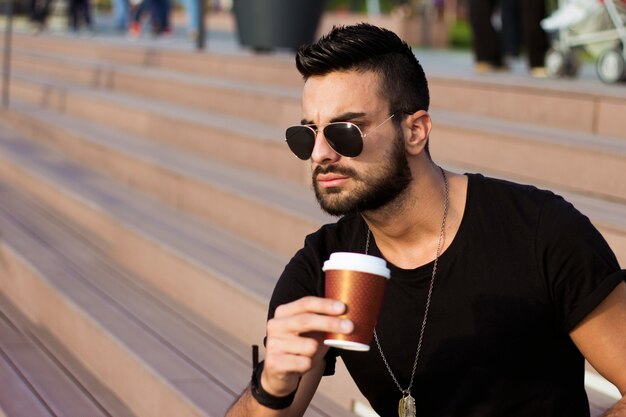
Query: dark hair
[[295, 23, 429, 114]]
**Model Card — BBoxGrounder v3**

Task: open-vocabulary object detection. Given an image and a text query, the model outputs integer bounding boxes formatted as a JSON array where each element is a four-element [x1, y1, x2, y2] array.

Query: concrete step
[[0, 101, 330, 258], [428, 69, 626, 140], [4, 69, 626, 260], [0, 178, 357, 417], [10, 48, 302, 128], [5, 33, 302, 87], [9, 67, 626, 206], [2, 101, 624, 268], [10, 72, 310, 186], [0, 122, 279, 348], [0, 124, 366, 411], [431, 108, 626, 204], [3, 81, 625, 266], [5, 32, 626, 139], [4, 98, 624, 268]]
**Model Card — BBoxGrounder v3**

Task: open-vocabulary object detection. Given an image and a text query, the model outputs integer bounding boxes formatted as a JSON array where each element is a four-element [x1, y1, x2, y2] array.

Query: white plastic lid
[[324, 339, 371, 351], [322, 252, 390, 279]]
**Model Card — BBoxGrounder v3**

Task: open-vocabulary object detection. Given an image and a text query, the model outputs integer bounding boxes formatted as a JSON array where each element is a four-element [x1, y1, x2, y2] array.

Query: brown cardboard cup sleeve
[[323, 252, 390, 352]]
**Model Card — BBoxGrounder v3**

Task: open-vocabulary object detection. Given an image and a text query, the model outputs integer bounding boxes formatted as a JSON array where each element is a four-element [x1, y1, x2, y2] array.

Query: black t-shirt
[[268, 174, 625, 417]]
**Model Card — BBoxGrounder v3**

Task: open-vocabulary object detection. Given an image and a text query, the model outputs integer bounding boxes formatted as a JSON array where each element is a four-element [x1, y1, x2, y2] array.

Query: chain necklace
[[365, 167, 448, 417]]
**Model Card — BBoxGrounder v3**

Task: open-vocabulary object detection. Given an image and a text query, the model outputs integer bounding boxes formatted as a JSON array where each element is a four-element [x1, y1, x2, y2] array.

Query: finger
[[300, 330, 326, 341], [267, 312, 353, 336], [262, 334, 331, 394], [274, 296, 345, 319], [261, 353, 311, 396], [266, 334, 320, 358], [264, 352, 313, 377]]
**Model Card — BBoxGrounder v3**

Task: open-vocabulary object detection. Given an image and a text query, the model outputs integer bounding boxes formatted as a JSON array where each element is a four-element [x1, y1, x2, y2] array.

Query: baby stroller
[[541, 0, 626, 83]]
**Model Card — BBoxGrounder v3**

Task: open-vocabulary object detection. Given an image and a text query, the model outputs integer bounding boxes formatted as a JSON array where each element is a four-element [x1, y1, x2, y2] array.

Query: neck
[[362, 162, 449, 268]]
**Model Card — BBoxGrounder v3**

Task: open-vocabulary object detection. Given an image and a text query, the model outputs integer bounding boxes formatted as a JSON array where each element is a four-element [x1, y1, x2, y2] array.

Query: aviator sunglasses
[[285, 113, 396, 160]]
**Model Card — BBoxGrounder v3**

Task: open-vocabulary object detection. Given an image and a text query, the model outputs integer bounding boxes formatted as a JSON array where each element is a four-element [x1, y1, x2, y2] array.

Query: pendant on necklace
[[398, 392, 416, 417]]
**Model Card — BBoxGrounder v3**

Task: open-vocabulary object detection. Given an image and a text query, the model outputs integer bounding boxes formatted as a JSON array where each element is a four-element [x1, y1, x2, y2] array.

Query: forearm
[[227, 296, 345, 417], [225, 386, 297, 417], [601, 396, 626, 417]]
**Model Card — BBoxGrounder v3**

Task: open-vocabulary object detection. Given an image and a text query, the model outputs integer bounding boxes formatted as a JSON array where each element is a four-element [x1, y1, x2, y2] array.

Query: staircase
[[0, 31, 624, 417]]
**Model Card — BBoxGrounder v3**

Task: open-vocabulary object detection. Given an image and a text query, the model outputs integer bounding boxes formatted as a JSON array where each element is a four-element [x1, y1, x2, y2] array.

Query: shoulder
[[468, 174, 580, 222], [469, 173, 555, 205], [466, 174, 622, 331], [464, 173, 611, 261]]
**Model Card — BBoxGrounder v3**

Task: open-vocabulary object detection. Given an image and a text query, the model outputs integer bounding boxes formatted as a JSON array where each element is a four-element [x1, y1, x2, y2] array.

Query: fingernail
[[332, 301, 345, 313], [340, 319, 353, 333]]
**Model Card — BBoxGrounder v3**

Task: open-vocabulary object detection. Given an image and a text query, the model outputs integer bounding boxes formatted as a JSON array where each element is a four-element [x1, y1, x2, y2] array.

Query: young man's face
[[301, 70, 412, 217]]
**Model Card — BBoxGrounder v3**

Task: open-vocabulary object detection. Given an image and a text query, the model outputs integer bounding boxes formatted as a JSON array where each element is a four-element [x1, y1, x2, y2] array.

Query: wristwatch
[[250, 361, 298, 410]]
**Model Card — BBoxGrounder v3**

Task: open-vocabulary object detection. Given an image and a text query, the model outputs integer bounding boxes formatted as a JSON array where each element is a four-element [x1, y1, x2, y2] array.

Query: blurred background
[[0, 1, 624, 416]]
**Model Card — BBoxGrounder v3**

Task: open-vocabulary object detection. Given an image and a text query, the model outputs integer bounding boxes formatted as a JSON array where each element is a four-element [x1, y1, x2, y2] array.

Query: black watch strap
[[250, 361, 298, 410]]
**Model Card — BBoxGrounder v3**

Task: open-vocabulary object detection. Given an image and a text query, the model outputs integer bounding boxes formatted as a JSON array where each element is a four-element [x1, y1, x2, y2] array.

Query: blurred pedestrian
[[468, 0, 507, 72], [521, 0, 550, 77], [180, 0, 199, 39], [128, 0, 148, 37], [68, 0, 94, 33], [29, 0, 53, 33], [468, 0, 549, 77], [149, 0, 171, 35], [113, 0, 130, 31], [500, 0, 522, 57], [128, 0, 170, 37]]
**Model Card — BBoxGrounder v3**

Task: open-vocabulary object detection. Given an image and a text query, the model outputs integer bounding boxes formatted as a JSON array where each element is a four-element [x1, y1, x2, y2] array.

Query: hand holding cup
[[263, 296, 353, 396]]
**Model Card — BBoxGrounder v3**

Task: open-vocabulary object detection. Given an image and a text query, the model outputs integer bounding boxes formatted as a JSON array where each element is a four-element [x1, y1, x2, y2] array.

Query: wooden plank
[[0, 309, 109, 417], [0, 348, 52, 417], [0, 178, 353, 416], [0, 311, 53, 417]]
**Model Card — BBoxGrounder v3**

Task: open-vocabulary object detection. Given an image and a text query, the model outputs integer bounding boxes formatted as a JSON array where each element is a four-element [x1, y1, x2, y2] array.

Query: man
[[226, 23, 626, 416]]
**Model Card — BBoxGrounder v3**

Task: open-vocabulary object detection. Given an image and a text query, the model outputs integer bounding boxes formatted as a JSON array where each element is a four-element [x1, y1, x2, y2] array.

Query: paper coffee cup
[[323, 252, 390, 351]]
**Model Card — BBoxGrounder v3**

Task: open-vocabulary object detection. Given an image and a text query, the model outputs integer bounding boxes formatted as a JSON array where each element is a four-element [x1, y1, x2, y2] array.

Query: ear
[[403, 110, 431, 156]]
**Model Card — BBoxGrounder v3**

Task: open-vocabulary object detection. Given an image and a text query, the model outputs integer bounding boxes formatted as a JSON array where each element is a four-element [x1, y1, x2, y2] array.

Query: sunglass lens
[[286, 126, 315, 160], [323, 123, 363, 157]]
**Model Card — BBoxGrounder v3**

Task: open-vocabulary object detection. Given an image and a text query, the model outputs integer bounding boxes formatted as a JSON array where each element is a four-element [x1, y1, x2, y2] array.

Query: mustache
[[312, 164, 359, 179]]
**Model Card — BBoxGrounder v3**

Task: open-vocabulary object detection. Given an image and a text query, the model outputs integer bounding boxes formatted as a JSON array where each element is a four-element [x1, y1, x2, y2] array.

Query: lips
[[316, 174, 350, 188]]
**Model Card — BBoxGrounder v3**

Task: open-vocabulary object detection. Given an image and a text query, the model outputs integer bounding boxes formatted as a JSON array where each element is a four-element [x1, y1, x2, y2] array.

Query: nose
[[310, 129, 341, 164]]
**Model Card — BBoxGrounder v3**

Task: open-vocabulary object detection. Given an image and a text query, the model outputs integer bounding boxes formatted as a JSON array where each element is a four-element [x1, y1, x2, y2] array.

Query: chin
[[317, 197, 360, 217]]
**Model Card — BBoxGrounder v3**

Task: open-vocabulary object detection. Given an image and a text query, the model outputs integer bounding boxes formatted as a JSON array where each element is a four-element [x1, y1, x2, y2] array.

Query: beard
[[312, 132, 413, 217]]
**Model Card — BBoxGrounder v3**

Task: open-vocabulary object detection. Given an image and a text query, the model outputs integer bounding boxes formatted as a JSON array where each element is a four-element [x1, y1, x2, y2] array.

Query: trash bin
[[232, 0, 327, 51]]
